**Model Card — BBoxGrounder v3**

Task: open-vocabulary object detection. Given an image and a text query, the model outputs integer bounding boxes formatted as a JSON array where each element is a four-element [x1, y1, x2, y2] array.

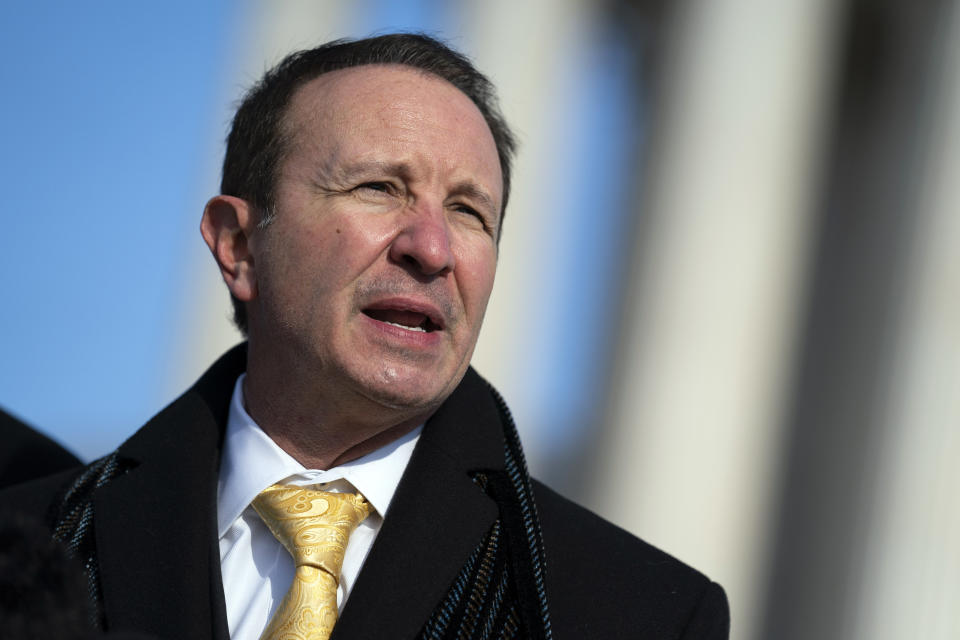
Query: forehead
[[280, 64, 503, 202]]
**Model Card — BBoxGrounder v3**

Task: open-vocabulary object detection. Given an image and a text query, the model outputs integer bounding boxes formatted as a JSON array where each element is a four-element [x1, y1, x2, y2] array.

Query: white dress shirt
[[217, 374, 422, 640]]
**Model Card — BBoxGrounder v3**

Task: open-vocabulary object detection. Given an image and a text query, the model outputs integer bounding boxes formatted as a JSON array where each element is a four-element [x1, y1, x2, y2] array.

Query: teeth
[[384, 320, 426, 332]]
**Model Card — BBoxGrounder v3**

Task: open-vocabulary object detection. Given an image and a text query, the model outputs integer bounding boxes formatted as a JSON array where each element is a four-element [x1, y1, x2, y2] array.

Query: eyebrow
[[334, 160, 410, 181]]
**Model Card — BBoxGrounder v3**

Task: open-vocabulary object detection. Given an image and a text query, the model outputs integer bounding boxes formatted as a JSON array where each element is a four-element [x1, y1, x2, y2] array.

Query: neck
[[241, 355, 434, 470]]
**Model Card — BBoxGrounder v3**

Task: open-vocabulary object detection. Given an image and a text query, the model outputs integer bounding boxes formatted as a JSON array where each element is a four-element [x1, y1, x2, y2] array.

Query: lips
[[361, 299, 444, 333]]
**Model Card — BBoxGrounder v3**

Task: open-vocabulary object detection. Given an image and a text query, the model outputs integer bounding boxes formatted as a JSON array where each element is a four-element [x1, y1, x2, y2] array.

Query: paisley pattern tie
[[252, 484, 373, 640]]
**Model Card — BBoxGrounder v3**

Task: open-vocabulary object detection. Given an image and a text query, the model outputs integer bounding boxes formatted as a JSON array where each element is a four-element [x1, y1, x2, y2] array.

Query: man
[[1, 34, 728, 639]]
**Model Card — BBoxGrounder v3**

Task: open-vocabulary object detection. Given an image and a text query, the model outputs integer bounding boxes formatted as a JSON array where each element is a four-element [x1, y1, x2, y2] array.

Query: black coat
[[1, 346, 728, 639], [0, 406, 81, 490]]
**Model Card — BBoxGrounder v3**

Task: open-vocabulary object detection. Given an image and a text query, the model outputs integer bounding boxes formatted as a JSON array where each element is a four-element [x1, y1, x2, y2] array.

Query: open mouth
[[362, 308, 443, 333]]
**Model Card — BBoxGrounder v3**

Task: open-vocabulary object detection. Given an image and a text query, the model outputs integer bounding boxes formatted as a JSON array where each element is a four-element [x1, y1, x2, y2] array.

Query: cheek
[[333, 219, 397, 276], [456, 247, 498, 318], [285, 220, 370, 280]]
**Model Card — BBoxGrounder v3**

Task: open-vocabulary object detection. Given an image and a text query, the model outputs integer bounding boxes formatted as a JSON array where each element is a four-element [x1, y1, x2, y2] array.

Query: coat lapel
[[333, 369, 505, 640], [93, 347, 242, 640]]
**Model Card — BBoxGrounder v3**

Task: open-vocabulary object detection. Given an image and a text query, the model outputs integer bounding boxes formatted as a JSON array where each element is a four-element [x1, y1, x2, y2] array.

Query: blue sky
[[1, 2, 238, 458]]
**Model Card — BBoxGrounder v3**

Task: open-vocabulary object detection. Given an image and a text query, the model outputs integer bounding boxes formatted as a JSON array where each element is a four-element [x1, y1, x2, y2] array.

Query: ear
[[200, 195, 258, 302]]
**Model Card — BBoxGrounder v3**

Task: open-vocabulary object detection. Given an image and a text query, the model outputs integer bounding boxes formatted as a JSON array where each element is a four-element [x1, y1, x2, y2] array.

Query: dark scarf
[[417, 383, 552, 639]]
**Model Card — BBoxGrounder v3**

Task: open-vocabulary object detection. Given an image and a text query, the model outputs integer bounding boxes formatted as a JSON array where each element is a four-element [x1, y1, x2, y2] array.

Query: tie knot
[[252, 484, 372, 579]]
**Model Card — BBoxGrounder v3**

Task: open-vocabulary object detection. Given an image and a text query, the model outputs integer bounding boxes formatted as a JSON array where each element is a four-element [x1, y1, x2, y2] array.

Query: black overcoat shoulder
[[0, 406, 81, 490]]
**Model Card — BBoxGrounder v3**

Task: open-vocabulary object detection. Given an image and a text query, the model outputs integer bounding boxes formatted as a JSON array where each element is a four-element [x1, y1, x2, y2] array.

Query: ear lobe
[[200, 195, 258, 302]]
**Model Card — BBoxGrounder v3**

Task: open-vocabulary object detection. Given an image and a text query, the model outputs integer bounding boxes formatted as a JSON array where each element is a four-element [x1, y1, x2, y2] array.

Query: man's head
[[201, 34, 514, 426], [219, 34, 516, 334]]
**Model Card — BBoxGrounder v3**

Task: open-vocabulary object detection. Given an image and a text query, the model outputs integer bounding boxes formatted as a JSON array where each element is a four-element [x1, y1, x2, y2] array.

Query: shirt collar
[[217, 374, 422, 538]]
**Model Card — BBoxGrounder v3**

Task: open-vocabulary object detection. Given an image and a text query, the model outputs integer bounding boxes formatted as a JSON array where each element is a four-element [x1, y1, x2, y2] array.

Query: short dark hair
[[220, 33, 517, 334]]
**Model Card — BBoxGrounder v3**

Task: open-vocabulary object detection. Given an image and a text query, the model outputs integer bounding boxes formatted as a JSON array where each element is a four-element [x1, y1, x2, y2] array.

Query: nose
[[389, 203, 456, 276]]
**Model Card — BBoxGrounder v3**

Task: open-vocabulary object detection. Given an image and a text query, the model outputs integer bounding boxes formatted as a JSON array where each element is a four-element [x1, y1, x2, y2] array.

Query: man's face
[[247, 64, 502, 415]]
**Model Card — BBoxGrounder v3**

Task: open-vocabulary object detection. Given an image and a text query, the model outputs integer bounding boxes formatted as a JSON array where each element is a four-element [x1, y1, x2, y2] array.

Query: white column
[[850, 5, 960, 637], [591, 2, 841, 639]]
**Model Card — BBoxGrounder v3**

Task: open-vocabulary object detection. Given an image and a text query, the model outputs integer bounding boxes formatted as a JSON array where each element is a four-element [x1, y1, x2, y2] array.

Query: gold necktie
[[252, 484, 373, 640]]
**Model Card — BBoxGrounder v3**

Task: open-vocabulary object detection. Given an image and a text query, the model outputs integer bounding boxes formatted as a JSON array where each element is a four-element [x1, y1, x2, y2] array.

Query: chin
[[351, 362, 464, 412]]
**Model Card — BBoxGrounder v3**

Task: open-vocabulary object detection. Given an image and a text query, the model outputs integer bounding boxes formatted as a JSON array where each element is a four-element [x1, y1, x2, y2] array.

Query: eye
[[355, 181, 393, 194], [453, 204, 492, 231]]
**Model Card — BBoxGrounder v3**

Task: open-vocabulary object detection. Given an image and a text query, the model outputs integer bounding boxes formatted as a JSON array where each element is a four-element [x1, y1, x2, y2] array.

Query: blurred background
[[1, 1, 958, 637]]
